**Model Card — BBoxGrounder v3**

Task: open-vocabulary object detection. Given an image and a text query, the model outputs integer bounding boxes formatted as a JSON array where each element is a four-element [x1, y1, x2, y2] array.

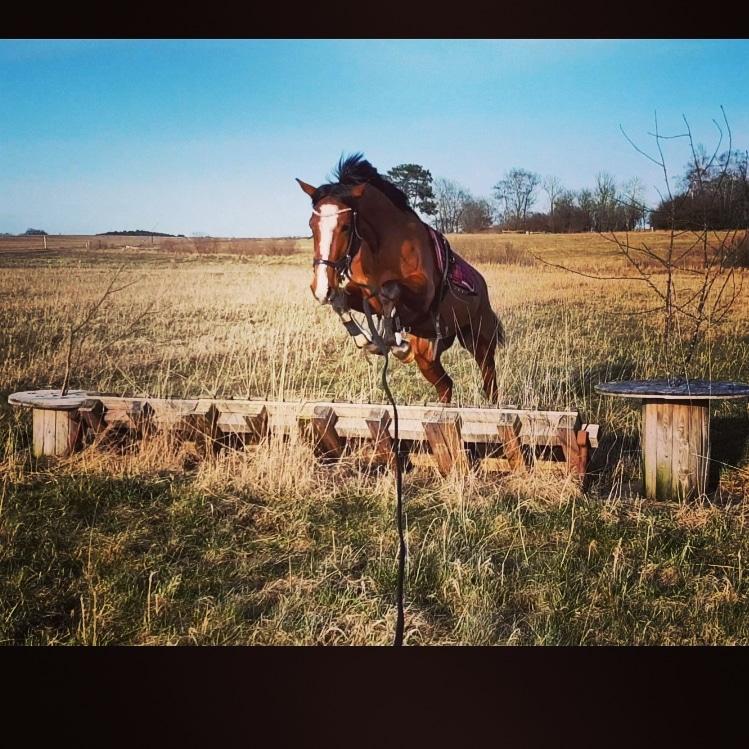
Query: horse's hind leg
[[411, 335, 455, 404], [458, 313, 500, 404]]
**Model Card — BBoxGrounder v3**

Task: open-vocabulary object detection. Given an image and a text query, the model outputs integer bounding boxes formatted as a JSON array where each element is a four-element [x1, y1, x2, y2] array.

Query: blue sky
[[2, 39, 748, 237]]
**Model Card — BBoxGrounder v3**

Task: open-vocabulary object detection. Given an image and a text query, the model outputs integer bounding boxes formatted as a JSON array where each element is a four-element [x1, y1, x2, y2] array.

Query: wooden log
[[307, 406, 344, 462], [641, 399, 710, 500], [365, 408, 394, 467], [423, 411, 466, 476], [496, 413, 525, 473], [32, 408, 82, 457]]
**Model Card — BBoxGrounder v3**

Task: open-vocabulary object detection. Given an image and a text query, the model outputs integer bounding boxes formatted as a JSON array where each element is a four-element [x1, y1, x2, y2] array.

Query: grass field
[[1, 231, 748, 645]]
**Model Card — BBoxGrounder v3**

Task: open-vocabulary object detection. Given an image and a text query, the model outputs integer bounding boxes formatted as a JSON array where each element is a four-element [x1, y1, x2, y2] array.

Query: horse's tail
[[494, 311, 506, 348]]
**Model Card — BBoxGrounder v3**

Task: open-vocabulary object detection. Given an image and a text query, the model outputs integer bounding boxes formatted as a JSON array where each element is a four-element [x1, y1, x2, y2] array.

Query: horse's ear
[[296, 178, 317, 198], [349, 183, 367, 198]]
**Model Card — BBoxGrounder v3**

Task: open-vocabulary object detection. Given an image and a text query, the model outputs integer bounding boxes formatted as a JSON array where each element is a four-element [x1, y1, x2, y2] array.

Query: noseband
[[311, 206, 362, 282]]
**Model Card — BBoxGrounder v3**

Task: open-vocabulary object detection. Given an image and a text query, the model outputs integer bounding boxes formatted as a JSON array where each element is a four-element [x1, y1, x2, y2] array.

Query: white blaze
[[314, 204, 339, 303]]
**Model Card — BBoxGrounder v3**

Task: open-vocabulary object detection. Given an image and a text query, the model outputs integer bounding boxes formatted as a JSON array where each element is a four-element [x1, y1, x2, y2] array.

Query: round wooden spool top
[[595, 379, 749, 401], [8, 389, 94, 411]]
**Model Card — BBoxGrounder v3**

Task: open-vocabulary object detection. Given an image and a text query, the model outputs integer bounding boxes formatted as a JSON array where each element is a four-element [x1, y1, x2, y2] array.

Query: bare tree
[[620, 177, 647, 230], [434, 178, 470, 233], [542, 175, 563, 232], [535, 108, 746, 377], [460, 197, 495, 233], [594, 171, 618, 232], [493, 168, 540, 230]]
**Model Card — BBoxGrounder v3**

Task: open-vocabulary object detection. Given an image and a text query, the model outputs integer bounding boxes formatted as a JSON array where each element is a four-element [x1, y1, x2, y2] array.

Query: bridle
[[311, 205, 363, 284]]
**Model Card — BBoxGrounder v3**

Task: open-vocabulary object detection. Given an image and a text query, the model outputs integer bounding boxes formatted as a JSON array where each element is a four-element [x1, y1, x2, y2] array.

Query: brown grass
[[1, 230, 748, 645]]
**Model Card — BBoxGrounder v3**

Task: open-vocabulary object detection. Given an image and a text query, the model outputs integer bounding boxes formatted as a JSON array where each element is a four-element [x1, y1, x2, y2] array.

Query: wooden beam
[[308, 406, 344, 462], [79, 399, 105, 434], [216, 404, 268, 441], [576, 428, 590, 476], [557, 425, 581, 475], [497, 413, 525, 473], [365, 408, 394, 467], [423, 411, 466, 476]]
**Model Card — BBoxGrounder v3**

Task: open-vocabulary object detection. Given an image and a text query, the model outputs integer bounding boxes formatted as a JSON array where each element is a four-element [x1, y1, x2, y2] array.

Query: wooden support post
[[365, 408, 394, 467], [79, 399, 105, 434], [131, 402, 155, 437], [576, 429, 590, 476], [557, 425, 581, 475], [243, 406, 268, 442], [641, 399, 709, 501], [497, 413, 525, 473], [423, 410, 466, 476], [32, 408, 82, 457], [189, 404, 221, 450], [216, 404, 267, 439], [309, 406, 344, 462]]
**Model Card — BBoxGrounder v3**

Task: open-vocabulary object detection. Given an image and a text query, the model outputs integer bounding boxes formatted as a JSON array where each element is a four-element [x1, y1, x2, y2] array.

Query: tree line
[[386, 147, 749, 233]]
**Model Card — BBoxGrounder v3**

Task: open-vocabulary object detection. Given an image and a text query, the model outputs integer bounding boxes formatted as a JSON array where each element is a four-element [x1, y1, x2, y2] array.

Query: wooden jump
[[8, 390, 600, 476]]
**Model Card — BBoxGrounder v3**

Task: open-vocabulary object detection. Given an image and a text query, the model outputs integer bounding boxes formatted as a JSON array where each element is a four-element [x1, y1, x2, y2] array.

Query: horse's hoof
[[364, 342, 385, 356], [390, 342, 414, 364]]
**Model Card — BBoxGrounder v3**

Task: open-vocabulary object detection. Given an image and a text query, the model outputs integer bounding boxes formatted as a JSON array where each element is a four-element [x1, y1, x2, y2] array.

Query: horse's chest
[[349, 242, 424, 287]]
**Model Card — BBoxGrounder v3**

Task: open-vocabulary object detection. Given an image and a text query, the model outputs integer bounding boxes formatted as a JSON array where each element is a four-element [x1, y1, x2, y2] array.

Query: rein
[[361, 295, 406, 647]]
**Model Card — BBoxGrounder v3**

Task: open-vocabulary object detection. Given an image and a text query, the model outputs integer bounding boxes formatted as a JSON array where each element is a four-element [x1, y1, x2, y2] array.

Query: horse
[[296, 154, 504, 404]]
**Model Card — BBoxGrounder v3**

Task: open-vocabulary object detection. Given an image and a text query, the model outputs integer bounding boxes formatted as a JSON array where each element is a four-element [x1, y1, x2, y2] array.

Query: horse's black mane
[[312, 153, 417, 217]]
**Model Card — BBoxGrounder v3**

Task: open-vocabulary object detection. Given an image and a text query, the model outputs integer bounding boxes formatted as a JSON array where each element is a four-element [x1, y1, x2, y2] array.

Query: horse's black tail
[[494, 312, 506, 348]]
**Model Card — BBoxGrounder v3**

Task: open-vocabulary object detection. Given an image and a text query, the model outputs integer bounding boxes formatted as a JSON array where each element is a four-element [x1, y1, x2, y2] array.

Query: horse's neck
[[357, 188, 427, 273]]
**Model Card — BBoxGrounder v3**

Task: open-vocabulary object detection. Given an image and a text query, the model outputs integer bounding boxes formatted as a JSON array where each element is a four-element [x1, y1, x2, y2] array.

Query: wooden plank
[[55, 411, 70, 456], [423, 411, 465, 476], [641, 402, 658, 499], [691, 404, 710, 496], [497, 413, 525, 473], [43, 409, 57, 455], [63, 396, 583, 448], [672, 403, 692, 500], [32, 409, 45, 457], [576, 428, 590, 476], [365, 408, 394, 467], [308, 406, 344, 462], [655, 400, 673, 500], [557, 426, 581, 475]]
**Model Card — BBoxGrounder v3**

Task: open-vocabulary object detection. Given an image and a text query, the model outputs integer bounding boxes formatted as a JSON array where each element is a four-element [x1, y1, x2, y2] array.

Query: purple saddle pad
[[427, 227, 478, 296]]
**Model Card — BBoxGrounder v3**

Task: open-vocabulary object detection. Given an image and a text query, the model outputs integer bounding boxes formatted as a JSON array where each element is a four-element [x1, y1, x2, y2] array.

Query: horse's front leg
[[377, 281, 402, 348]]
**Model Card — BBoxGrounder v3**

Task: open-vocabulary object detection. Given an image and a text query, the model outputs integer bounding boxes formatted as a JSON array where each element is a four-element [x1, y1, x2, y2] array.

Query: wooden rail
[[9, 390, 600, 476]]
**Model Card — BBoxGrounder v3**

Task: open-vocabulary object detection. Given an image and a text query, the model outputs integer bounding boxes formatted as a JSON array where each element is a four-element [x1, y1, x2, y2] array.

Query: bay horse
[[296, 154, 504, 404]]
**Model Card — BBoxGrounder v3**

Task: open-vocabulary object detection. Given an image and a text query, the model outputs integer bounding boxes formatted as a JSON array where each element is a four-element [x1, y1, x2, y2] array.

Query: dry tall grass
[[1, 232, 748, 645]]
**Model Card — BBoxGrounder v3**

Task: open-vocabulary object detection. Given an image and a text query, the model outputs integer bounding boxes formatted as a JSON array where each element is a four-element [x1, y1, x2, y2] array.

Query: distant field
[[1, 231, 748, 645], [0, 234, 301, 257]]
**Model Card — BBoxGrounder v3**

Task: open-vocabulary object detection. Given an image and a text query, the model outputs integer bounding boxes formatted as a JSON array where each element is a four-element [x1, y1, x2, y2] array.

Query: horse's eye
[[341, 225, 350, 233]]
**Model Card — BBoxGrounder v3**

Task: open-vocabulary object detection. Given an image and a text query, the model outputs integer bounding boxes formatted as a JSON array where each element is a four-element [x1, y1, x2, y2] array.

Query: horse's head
[[297, 178, 366, 304]]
